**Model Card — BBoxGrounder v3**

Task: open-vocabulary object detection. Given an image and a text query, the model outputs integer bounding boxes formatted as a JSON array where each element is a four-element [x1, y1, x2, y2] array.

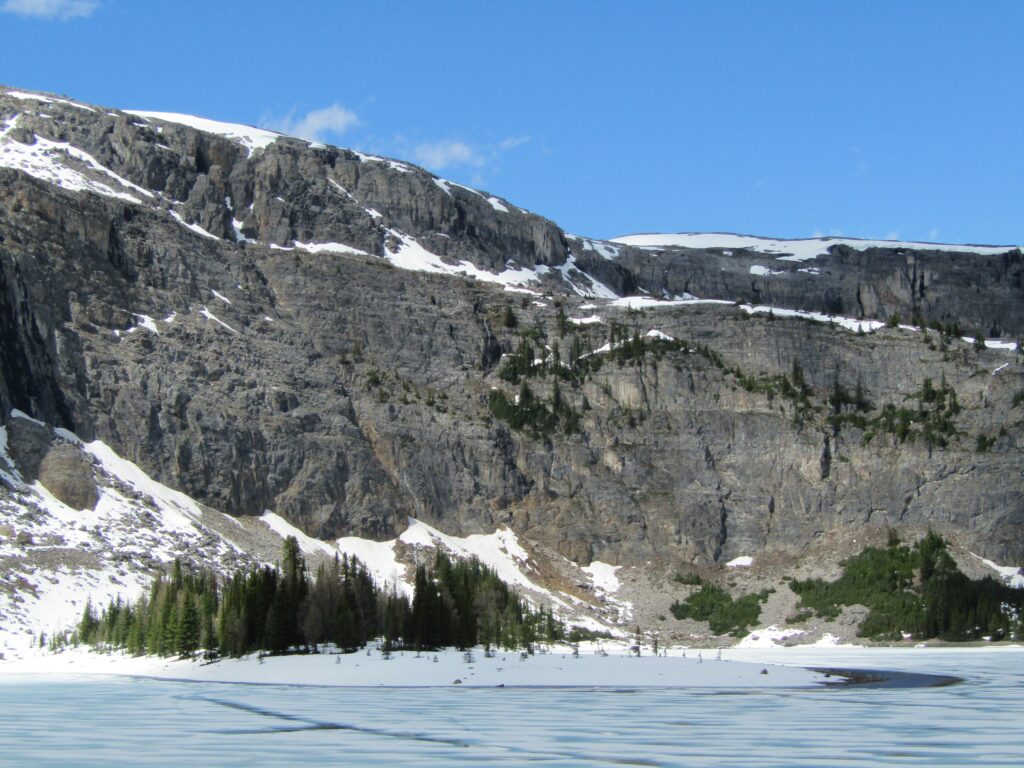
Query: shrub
[[673, 572, 702, 586], [790, 532, 1024, 640], [503, 306, 518, 329], [670, 584, 771, 636]]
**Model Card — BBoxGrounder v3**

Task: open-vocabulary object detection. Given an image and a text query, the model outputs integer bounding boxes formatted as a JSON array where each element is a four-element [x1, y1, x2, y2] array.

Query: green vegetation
[[70, 538, 590, 658], [869, 376, 960, 446], [728, 359, 815, 424], [828, 378, 872, 417], [790, 532, 1024, 641], [494, 312, 977, 452], [926, 318, 964, 340], [975, 433, 997, 453], [488, 381, 581, 437], [494, 321, 677, 437], [502, 305, 518, 329], [670, 584, 772, 636], [673, 572, 702, 586], [828, 376, 962, 448]]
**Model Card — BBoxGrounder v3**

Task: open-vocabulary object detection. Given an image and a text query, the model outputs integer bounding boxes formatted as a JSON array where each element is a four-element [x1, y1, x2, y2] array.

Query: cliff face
[[581, 242, 1024, 340], [1, 87, 1022, 567]]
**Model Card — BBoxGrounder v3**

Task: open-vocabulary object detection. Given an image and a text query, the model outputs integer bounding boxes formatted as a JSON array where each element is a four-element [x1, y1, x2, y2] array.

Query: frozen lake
[[2, 648, 1022, 766]]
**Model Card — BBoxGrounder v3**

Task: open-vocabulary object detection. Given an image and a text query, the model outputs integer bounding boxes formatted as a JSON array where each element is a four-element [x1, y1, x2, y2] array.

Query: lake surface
[[2, 649, 1022, 766]]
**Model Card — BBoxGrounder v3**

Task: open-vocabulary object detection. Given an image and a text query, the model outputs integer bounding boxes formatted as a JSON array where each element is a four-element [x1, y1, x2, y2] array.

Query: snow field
[[381, 229, 541, 290], [611, 232, 1019, 260], [0, 115, 152, 205], [0, 413, 254, 652], [126, 111, 282, 156], [0, 641, 827, 689]]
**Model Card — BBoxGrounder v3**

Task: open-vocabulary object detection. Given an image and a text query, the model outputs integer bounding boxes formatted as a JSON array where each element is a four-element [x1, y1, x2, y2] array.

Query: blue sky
[[2, 0, 1022, 245]]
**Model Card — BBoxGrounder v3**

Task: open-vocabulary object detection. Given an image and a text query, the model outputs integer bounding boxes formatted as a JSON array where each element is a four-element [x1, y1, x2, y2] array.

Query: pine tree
[[176, 593, 200, 656], [78, 598, 99, 645]]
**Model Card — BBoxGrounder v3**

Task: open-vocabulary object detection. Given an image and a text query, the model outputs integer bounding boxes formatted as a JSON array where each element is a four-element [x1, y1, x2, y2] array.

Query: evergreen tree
[[176, 593, 200, 656]]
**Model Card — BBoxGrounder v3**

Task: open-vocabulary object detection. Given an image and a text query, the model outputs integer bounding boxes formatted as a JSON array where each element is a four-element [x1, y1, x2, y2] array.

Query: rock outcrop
[[1, 87, 1022, 568]]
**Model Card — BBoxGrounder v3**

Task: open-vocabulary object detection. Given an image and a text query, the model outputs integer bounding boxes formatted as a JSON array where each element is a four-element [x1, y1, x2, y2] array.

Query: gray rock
[[37, 444, 98, 511], [0, 87, 1021, 569]]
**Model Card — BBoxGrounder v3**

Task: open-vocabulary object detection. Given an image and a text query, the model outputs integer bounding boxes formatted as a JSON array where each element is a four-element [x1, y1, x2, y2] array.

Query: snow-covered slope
[[0, 114, 154, 205], [125, 111, 283, 156], [611, 232, 1018, 261], [262, 511, 627, 630], [0, 411, 623, 657], [0, 412, 274, 654]]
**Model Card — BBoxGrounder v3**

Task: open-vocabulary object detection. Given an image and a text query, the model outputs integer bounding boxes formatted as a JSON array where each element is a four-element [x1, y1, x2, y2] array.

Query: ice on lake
[[1, 647, 1022, 766]]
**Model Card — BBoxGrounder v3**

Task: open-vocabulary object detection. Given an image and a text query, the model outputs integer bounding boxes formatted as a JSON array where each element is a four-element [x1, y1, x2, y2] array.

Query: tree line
[[70, 537, 587, 658], [791, 531, 1024, 641]]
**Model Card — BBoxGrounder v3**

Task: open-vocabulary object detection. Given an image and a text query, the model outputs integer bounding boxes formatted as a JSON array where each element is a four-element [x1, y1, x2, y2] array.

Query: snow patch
[[334, 536, 409, 597], [10, 409, 46, 427], [383, 229, 540, 289], [327, 178, 358, 202], [739, 304, 884, 334], [750, 265, 785, 276], [199, 307, 240, 334], [575, 237, 621, 259], [735, 625, 807, 648], [231, 219, 252, 243], [127, 111, 281, 156], [260, 512, 336, 558], [726, 555, 753, 568], [503, 286, 542, 296], [582, 562, 621, 594], [352, 151, 413, 173], [965, 337, 1019, 351], [609, 296, 734, 310], [4, 90, 96, 112], [399, 519, 551, 600], [0, 117, 153, 205], [293, 240, 370, 257], [971, 553, 1024, 589], [611, 232, 1018, 261], [645, 329, 674, 341], [169, 211, 220, 240], [549, 254, 619, 299], [129, 314, 158, 334]]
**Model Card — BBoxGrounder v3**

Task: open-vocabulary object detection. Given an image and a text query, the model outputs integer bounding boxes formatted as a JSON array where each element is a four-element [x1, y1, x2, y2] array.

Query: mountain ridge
[[1, 84, 1021, 616]]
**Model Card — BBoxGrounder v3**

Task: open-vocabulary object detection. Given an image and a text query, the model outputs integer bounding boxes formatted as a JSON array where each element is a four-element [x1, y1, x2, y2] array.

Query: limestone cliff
[[1, 87, 1021, 571]]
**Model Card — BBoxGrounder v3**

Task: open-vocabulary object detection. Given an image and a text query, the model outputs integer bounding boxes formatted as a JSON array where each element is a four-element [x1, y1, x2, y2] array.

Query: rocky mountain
[[1, 83, 1022, 617]]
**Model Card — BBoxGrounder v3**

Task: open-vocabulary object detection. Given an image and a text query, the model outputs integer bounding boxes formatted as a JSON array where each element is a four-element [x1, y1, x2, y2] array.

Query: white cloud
[[1, 0, 98, 19], [498, 135, 530, 151], [412, 140, 485, 171], [264, 103, 359, 142]]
